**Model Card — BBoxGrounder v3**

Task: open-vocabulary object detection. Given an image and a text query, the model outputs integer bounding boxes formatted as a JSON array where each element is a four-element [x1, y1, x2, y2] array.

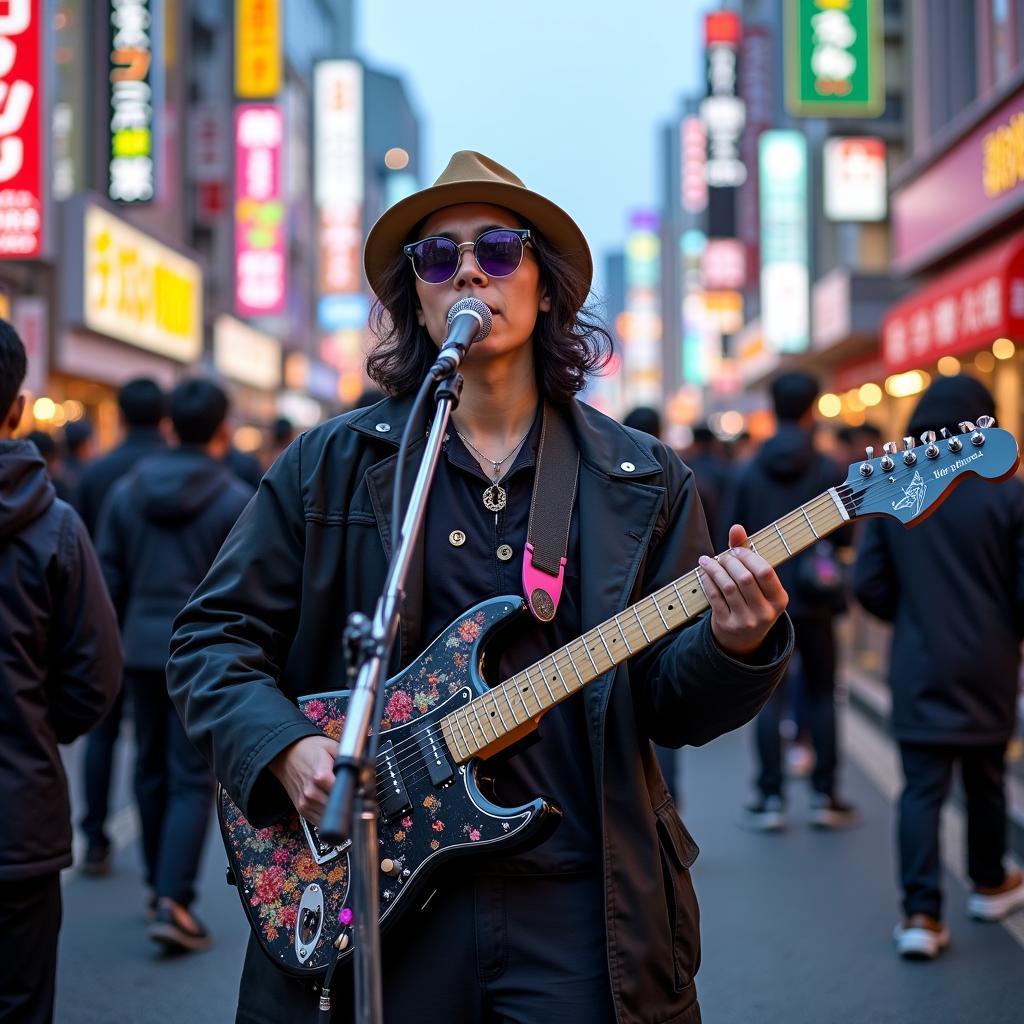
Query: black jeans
[[898, 742, 1009, 920], [80, 686, 124, 847], [129, 669, 214, 907], [0, 873, 62, 1023], [235, 872, 616, 1023], [755, 616, 837, 799]]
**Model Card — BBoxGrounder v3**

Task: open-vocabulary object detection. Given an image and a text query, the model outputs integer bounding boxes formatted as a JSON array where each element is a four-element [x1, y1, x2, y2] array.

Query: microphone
[[430, 297, 493, 379]]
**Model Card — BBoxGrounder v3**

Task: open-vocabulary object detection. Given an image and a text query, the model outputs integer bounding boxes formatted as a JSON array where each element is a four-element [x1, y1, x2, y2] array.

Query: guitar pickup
[[416, 724, 454, 787], [378, 740, 412, 820]]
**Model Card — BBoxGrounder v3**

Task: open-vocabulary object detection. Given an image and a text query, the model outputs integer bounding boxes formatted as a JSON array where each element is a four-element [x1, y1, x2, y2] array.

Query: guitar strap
[[522, 402, 579, 622]]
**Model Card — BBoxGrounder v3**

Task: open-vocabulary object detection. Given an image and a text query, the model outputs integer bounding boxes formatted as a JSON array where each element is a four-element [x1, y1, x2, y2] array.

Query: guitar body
[[218, 595, 559, 978]]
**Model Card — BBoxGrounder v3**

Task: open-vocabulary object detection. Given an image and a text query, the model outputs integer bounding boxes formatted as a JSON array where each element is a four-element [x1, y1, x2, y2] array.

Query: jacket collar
[[348, 394, 663, 481]]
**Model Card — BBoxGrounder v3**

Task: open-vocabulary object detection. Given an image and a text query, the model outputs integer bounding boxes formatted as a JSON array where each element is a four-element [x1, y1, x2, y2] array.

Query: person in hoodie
[[96, 378, 253, 952], [0, 320, 122, 1023], [76, 377, 168, 876], [727, 370, 859, 831], [855, 374, 1024, 960]]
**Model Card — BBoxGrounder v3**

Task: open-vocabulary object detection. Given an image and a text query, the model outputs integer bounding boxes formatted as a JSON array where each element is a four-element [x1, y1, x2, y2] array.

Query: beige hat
[[363, 150, 593, 298]]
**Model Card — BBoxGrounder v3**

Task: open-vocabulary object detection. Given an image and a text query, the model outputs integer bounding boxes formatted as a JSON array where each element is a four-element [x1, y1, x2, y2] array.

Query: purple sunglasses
[[403, 228, 532, 285]]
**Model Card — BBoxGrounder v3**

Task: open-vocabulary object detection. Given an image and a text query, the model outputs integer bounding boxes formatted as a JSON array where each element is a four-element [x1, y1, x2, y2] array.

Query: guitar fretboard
[[438, 488, 850, 763]]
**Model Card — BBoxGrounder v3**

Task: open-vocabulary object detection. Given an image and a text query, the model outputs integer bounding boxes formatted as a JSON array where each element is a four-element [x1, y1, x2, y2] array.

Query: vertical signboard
[[680, 116, 707, 214], [236, 0, 281, 99], [701, 11, 746, 238], [0, 0, 43, 257], [738, 25, 774, 272], [622, 212, 662, 406], [823, 136, 887, 221], [786, 0, 884, 117], [235, 104, 285, 317], [759, 131, 809, 353], [109, 0, 157, 203]]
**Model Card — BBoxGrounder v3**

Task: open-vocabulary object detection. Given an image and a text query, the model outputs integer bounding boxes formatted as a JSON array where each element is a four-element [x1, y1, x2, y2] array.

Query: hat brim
[[363, 180, 593, 299]]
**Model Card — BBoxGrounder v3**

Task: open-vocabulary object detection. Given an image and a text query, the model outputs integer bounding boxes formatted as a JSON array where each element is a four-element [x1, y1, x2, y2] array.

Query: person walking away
[[682, 423, 731, 550], [97, 379, 253, 951], [0, 321, 122, 1022], [75, 378, 167, 875], [854, 374, 1024, 959], [728, 370, 859, 830], [60, 418, 96, 508]]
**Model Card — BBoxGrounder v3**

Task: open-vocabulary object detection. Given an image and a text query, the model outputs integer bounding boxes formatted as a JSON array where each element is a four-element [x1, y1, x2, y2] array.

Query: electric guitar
[[219, 417, 1019, 977]]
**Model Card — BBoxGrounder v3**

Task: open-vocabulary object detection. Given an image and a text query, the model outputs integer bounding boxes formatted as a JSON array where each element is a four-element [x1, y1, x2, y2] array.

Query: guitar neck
[[439, 487, 851, 763]]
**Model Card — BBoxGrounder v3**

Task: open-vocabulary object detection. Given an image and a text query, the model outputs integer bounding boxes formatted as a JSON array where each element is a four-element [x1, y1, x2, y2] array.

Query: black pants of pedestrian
[[755, 616, 837, 799], [898, 742, 1009, 921], [80, 686, 124, 848], [0, 873, 61, 1023], [129, 668, 214, 907], [235, 872, 616, 1023]]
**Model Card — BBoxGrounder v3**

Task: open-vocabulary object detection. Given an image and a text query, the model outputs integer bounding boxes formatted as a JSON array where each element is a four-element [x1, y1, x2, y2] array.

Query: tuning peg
[[880, 441, 896, 471], [919, 431, 936, 444], [958, 421, 976, 433], [859, 446, 874, 477], [939, 428, 950, 438], [947, 431, 963, 453], [976, 415, 996, 429], [971, 428, 986, 447], [902, 437, 917, 466]]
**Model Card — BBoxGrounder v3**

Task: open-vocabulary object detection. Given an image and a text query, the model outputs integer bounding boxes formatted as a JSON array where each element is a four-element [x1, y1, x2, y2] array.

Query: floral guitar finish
[[218, 600, 549, 978]]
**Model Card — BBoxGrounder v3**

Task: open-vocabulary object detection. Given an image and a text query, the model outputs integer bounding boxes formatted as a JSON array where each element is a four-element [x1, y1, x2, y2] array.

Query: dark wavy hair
[[366, 216, 613, 402]]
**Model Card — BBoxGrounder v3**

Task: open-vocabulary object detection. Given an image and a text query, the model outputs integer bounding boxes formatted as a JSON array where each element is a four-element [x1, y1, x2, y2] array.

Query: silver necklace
[[455, 426, 530, 512]]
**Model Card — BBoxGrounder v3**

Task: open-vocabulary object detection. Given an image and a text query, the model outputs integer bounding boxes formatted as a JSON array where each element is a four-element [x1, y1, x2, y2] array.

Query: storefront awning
[[882, 233, 1024, 374]]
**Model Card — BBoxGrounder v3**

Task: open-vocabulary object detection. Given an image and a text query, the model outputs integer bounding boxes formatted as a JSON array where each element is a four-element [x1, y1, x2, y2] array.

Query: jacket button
[[375, 423, 391, 433], [449, 530, 466, 547], [620, 461, 635, 472], [496, 544, 514, 561]]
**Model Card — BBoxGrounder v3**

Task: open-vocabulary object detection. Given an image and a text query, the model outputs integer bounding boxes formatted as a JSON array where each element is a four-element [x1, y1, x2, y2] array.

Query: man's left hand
[[699, 523, 789, 659]]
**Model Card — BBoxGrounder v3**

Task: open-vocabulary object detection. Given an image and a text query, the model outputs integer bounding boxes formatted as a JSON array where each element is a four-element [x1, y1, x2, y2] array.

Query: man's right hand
[[269, 734, 339, 826]]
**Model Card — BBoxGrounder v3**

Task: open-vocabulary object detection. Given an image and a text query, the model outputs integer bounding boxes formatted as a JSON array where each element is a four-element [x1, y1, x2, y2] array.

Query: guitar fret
[[500, 684, 520, 725], [453, 713, 470, 755], [491, 692, 509, 731], [749, 537, 759, 556], [633, 606, 651, 643], [774, 521, 792, 555], [695, 569, 709, 602], [523, 665, 543, 709], [671, 581, 689, 617], [614, 616, 633, 654], [652, 596, 670, 630], [581, 636, 601, 673], [471, 699, 495, 742], [551, 659, 572, 695], [802, 507, 819, 538], [598, 629, 615, 664], [535, 662, 557, 704], [566, 646, 586, 685]]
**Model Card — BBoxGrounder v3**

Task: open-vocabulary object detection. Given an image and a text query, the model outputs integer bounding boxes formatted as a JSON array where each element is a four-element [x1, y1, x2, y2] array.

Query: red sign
[[893, 85, 1024, 271], [0, 2, 42, 258], [882, 234, 1024, 373], [705, 11, 741, 46]]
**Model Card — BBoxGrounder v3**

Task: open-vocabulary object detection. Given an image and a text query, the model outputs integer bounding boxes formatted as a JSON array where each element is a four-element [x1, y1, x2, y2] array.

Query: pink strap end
[[522, 541, 567, 622]]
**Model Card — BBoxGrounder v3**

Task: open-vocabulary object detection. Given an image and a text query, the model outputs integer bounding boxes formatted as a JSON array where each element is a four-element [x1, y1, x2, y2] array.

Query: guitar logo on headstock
[[892, 470, 927, 517]]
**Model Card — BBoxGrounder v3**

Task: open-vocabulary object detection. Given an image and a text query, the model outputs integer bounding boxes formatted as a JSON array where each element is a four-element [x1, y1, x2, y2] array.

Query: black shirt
[[420, 407, 600, 873]]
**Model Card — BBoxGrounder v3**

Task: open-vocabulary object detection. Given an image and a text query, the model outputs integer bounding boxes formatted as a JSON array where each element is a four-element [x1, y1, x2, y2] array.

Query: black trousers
[[80, 686, 124, 847], [129, 669, 214, 907], [235, 873, 616, 1024], [0, 873, 62, 1023], [755, 616, 837, 798], [898, 742, 1009, 920]]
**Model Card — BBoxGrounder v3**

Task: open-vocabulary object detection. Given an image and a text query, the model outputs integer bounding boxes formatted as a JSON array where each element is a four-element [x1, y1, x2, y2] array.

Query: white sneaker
[[968, 871, 1024, 921], [893, 915, 950, 959]]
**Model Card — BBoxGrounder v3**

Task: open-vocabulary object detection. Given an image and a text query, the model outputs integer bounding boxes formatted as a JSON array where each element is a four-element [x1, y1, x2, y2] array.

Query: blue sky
[[357, 0, 714, 301]]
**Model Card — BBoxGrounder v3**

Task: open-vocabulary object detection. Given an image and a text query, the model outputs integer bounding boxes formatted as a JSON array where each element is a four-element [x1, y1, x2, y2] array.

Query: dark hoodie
[[0, 441, 122, 879], [726, 422, 849, 617], [96, 447, 253, 671]]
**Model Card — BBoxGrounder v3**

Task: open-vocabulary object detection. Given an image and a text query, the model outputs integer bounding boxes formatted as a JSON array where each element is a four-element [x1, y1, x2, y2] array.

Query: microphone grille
[[446, 297, 493, 341]]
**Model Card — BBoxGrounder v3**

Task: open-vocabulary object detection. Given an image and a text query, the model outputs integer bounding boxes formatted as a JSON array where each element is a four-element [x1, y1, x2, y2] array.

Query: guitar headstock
[[840, 416, 1020, 526]]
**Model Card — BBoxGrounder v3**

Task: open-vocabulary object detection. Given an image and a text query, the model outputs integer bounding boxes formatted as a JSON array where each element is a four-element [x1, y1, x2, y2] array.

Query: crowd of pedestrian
[[4, 307, 1024, 1020]]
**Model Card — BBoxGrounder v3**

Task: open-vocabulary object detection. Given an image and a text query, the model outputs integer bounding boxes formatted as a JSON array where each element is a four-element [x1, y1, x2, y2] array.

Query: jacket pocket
[[655, 802, 701, 992]]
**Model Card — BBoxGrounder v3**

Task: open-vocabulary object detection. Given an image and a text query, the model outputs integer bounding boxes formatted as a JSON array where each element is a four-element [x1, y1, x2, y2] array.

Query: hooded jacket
[[0, 441, 122, 879], [167, 397, 793, 1024], [96, 447, 253, 672], [727, 423, 849, 618]]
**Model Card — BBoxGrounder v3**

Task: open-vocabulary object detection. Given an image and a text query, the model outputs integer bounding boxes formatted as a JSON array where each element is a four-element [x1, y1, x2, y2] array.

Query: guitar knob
[[380, 858, 401, 878], [976, 415, 996, 428], [902, 438, 917, 466]]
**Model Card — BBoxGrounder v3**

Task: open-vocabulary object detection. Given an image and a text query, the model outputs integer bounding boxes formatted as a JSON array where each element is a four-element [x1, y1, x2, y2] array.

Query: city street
[[55, 698, 1024, 1024]]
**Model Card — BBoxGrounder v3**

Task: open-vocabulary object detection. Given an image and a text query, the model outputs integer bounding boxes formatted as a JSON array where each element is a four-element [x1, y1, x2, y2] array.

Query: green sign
[[786, 0, 885, 117]]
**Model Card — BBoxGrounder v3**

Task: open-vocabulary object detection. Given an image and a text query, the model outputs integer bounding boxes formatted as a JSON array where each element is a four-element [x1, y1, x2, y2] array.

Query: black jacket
[[96, 448, 253, 673], [854, 476, 1024, 745], [167, 397, 793, 1024], [0, 441, 122, 879], [76, 426, 167, 536], [727, 423, 849, 618]]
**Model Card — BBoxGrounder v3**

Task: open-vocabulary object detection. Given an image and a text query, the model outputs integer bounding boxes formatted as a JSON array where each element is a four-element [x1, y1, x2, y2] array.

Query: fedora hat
[[363, 150, 593, 298]]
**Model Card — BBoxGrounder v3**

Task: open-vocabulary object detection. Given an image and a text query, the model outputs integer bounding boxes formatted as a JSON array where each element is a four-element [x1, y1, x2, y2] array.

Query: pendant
[[483, 484, 507, 512]]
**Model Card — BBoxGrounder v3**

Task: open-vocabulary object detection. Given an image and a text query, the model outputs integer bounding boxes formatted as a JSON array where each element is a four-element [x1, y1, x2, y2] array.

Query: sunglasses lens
[[411, 237, 459, 283], [476, 230, 524, 278]]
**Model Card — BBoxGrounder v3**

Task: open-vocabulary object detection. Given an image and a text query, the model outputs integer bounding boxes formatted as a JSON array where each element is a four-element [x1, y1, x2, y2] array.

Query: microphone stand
[[318, 366, 465, 1024]]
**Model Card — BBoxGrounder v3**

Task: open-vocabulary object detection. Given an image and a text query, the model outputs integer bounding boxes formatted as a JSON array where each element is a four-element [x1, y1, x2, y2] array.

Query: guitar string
[[365, 455, 984, 792]]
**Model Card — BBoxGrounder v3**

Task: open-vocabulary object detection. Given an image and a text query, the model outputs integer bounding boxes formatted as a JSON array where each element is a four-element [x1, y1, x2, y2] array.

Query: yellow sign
[[236, 0, 281, 98], [83, 205, 202, 362], [982, 111, 1024, 199]]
